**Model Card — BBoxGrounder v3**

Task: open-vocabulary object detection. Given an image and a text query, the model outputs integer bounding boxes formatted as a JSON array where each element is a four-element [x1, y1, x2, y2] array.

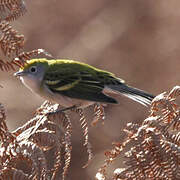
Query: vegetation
[[0, 1, 180, 180]]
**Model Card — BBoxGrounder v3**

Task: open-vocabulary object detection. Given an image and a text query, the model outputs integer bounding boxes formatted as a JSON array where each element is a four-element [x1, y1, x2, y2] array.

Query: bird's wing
[[44, 70, 118, 104]]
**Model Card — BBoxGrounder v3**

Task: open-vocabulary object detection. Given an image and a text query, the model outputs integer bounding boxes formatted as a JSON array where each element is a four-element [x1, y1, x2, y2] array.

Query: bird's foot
[[47, 105, 77, 115]]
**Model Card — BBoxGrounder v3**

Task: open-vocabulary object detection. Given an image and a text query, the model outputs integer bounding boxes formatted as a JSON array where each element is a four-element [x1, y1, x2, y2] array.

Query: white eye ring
[[29, 66, 37, 73]]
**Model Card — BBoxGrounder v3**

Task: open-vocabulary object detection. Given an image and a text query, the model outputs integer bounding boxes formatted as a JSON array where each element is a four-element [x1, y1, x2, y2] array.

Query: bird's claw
[[47, 105, 77, 115]]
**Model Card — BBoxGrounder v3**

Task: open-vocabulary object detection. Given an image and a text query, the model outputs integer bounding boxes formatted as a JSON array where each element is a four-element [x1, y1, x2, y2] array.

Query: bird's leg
[[58, 105, 77, 112], [48, 105, 77, 115]]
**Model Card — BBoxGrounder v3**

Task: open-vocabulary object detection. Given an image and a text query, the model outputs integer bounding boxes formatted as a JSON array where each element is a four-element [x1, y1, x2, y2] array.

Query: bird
[[14, 58, 155, 109]]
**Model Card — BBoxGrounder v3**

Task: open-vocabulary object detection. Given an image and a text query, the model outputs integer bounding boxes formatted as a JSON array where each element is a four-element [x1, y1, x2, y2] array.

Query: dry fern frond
[[0, 101, 74, 179], [96, 86, 180, 180], [73, 108, 94, 168], [0, 20, 24, 57], [0, 11, 52, 72], [0, 167, 29, 180], [0, 103, 47, 179], [0, 20, 24, 71], [1, 100, 97, 179], [0, 0, 26, 21], [0, 59, 15, 71], [15, 49, 53, 62], [91, 103, 105, 126], [47, 108, 73, 180], [0, 48, 52, 71], [8, 141, 47, 179], [0, 103, 7, 131]]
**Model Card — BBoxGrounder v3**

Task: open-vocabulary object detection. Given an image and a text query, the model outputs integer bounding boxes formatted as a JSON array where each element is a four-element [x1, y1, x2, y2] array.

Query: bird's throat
[[20, 76, 42, 94]]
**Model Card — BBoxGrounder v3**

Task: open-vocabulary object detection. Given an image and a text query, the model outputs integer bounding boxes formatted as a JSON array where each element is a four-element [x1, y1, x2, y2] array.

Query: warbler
[[14, 58, 155, 108]]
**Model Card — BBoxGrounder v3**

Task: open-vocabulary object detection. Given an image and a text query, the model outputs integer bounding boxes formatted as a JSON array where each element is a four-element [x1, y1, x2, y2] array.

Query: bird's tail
[[106, 84, 155, 106]]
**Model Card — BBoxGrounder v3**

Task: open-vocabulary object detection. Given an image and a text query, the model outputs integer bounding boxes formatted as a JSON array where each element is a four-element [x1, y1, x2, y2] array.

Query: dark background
[[0, 1, 180, 179]]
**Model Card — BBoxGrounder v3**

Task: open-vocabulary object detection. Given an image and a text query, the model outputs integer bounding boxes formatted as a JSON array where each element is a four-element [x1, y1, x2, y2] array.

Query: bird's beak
[[14, 71, 26, 77]]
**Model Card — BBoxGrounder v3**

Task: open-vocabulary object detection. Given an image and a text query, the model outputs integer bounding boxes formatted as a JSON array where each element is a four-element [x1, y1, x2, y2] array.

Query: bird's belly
[[55, 94, 95, 108]]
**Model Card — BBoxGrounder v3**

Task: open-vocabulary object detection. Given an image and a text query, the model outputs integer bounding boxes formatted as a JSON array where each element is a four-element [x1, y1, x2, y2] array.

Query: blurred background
[[1, 0, 180, 179]]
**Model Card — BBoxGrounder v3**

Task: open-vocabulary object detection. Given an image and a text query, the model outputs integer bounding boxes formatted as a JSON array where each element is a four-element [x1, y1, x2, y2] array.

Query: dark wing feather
[[59, 81, 118, 103], [44, 71, 118, 104]]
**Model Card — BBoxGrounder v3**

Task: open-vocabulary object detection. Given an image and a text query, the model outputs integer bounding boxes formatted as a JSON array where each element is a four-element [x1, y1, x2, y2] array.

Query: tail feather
[[106, 84, 155, 106]]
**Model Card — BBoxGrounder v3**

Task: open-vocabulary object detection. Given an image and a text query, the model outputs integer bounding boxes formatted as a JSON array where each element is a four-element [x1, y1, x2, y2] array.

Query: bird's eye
[[29, 66, 37, 73]]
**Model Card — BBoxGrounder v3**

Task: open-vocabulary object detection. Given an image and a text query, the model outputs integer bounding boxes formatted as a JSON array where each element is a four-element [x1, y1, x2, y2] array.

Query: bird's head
[[14, 59, 49, 92], [14, 59, 49, 80]]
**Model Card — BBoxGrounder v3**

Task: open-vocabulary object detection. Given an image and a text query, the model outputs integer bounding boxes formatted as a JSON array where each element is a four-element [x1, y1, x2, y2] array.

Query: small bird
[[14, 58, 155, 109]]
